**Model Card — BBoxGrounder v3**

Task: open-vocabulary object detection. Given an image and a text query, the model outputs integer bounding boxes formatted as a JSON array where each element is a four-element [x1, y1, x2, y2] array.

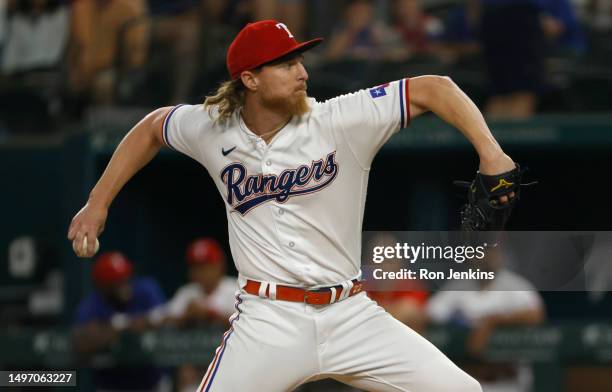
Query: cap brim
[[292, 38, 324, 54], [253, 38, 324, 70]]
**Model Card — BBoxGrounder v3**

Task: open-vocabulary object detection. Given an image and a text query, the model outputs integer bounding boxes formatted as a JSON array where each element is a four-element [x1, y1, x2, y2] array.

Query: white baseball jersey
[[162, 79, 410, 287]]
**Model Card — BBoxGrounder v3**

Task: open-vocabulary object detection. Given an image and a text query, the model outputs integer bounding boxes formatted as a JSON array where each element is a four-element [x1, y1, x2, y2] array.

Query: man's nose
[[297, 62, 309, 81]]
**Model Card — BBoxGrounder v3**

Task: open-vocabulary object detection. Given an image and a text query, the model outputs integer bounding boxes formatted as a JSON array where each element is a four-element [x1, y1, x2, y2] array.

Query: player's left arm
[[484, 307, 546, 327], [468, 305, 545, 354], [408, 75, 515, 178]]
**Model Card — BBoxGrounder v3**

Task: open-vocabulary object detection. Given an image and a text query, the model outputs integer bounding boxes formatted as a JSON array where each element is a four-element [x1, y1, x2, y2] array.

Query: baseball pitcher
[[68, 20, 520, 391]]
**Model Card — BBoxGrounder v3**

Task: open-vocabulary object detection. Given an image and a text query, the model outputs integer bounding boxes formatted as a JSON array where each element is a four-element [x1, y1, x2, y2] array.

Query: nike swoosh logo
[[222, 146, 237, 156]]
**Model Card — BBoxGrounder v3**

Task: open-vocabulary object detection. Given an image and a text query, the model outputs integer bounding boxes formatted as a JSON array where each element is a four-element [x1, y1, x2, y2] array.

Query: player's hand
[[128, 316, 153, 332], [185, 300, 212, 320], [478, 152, 516, 205], [67, 201, 108, 258]]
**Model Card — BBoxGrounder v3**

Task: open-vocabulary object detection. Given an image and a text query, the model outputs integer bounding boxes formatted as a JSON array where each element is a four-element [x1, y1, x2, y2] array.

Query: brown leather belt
[[244, 279, 363, 305]]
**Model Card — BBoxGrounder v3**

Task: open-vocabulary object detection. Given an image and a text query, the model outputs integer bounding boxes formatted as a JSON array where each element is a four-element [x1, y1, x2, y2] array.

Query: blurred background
[[1, 0, 612, 391]]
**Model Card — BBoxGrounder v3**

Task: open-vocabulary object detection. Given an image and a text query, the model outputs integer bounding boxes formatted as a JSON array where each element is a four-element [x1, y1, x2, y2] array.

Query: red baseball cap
[[227, 20, 323, 80], [186, 238, 225, 266], [92, 252, 133, 286]]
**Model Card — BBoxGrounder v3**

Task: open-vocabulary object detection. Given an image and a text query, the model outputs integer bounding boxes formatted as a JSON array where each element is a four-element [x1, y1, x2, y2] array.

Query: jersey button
[[266, 160, 272, 166], [288, 241, 295, 248]]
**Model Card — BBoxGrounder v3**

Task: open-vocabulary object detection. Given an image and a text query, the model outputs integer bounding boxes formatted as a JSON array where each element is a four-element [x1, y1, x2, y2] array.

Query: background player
[[163, 237, 237, 327], [427, 247, 545, 392], [72, 251, 169, 391], [68, 20, 517, 391], [163, 238, 238, 392]]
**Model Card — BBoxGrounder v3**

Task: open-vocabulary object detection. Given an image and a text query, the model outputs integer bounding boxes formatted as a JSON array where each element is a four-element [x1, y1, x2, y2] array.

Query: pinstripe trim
[[399, 79, 405, 129], [198, 294, 243, 392], [404, 78, 411, 127], [162, 104, 185, 149]]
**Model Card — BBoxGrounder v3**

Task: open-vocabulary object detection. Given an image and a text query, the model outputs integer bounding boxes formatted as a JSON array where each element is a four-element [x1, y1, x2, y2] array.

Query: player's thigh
[[322, 294, 481, 392], [197, 293, 318, 392]]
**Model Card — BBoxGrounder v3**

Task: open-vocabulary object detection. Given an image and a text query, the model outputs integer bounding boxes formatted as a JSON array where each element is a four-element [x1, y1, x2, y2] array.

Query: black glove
[[454, 164, 530, 231]]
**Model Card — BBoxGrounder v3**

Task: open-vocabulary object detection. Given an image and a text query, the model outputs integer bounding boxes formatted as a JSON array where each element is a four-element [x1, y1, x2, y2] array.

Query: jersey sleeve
[[326, 78, 410, 169], [161, 104, 206, 163]]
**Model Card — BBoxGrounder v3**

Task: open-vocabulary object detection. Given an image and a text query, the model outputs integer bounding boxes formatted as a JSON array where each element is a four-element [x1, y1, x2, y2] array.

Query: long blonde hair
[[204, 79, 246, 122]]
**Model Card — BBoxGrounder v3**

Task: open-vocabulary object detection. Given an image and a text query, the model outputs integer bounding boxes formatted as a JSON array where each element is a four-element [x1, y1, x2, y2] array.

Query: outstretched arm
[[408, 76, 515, 178], [67, 107, 172, 257]]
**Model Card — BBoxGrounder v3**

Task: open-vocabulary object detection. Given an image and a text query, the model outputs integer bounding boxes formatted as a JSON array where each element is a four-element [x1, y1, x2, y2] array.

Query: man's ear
[[241, 71, 259, 92]]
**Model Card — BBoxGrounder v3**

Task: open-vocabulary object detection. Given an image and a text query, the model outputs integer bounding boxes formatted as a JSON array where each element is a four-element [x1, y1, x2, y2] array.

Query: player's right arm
[[67, 106, 172, 257]]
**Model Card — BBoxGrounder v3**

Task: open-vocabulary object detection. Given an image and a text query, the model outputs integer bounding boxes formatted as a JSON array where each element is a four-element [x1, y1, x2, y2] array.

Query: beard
[[288, 91, 311, 116], [261, 89, 311, 117]]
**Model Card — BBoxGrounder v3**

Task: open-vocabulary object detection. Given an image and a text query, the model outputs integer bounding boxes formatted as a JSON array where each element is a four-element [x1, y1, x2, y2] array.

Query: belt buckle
[[350, 282, 363, 295], [304, 288, 327, 305]]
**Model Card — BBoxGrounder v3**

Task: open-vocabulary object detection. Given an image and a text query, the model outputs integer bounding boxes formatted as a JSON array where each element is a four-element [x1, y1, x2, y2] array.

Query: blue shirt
[[75, 278, 166, 325], [74, 278, 167, 390], [540, 0, 586, 53], [480, 0, 586, 53], [75, 277, 166, 325]]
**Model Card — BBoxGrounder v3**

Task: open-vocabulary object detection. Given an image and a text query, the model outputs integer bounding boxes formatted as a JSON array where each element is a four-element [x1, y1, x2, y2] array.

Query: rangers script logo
[[221, 151, 339, 215]]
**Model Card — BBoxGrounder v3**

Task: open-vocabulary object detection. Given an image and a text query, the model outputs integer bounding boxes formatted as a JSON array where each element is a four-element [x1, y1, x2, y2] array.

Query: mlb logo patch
[[369, 85, 387, 98]]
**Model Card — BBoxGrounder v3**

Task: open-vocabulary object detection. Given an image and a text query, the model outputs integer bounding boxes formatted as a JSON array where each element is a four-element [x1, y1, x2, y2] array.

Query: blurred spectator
[[0, 0, 9, 59], [250, 0, 306, 39], [164, 237, 237, 328], [391, 0, 445, 60], [588, 0, 612, 31], [73, 251, 169, 392], [206, 0, 304, 35], [324, 0, 402, 62], [1, 0, 69, 73], [540, 0, 586, 54], [472, 0, 546, 119], [432, 3, 481, 65], [213, 0, 253, 30], [275, 0, 306, 40], [164, 238, 237, 392], [427, 247, 545, 392], [68, 0, 149, 105], [473, 0, 587, 118], [0, 0, 69, 133], [148, 0, 201, 103], [194, 1, 313, 95]]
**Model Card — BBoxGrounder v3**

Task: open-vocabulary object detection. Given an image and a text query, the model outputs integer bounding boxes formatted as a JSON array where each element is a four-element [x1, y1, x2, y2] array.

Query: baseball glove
[[454, 164, 530, 231]]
